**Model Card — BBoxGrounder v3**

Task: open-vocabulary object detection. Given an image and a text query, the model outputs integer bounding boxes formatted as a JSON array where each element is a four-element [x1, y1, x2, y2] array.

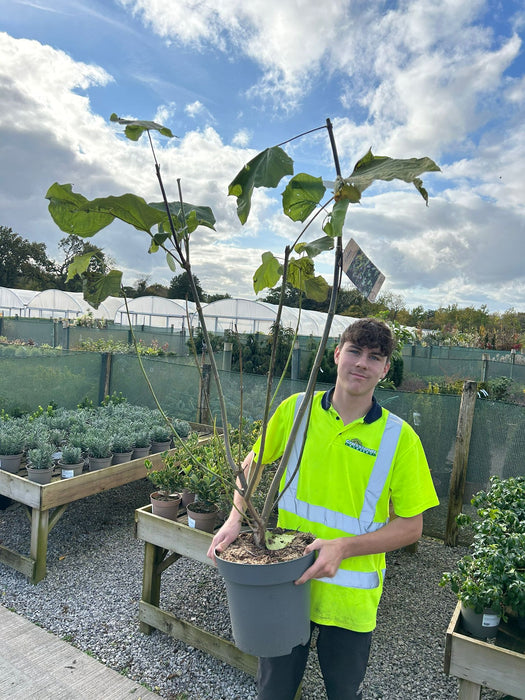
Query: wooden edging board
[[444, 602, 525, 699]]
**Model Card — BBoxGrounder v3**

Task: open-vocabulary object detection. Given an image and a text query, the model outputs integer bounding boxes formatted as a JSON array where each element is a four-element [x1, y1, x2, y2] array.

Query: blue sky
[[0, 0, 524, 313]]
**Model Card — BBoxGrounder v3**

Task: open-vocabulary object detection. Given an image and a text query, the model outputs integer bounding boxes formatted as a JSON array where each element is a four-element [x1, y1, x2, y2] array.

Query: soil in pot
[[150, 491, 181, 521], [216, 529, 315, 657], [219, 529, 313, 565]]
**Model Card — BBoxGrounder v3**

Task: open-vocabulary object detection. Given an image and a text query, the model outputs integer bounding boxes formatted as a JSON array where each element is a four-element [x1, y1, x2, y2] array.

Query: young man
[[208, 318, 439, 700]]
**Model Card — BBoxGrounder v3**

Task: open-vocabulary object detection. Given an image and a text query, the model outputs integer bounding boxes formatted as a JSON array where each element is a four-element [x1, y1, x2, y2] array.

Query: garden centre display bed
[[134, 504, 258, 677], [444, 601, 525, 699], [0, 424, 212, 584]]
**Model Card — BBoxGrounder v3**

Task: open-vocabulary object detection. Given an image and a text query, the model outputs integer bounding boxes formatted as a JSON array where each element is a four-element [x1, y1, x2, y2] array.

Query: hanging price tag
[[343, 238, 385, 302]]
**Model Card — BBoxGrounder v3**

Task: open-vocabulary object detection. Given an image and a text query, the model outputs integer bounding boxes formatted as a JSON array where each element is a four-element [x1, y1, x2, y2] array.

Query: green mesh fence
[[1, 317, 56, 346], [0, 347, 100, 413], [2, 346, 525, 542], [109, 354, 200, 421]]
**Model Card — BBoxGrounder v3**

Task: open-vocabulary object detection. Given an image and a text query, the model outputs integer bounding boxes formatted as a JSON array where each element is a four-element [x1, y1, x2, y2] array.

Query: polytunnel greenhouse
[[1, 286, 358, 339], [0, 287, 121, 320], [113, 296, 197, 328], [201, 298, 357, 337]]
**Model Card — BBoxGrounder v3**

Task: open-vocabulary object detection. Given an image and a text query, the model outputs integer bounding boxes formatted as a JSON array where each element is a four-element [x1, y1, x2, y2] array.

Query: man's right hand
[[206, 518, 242, 563]]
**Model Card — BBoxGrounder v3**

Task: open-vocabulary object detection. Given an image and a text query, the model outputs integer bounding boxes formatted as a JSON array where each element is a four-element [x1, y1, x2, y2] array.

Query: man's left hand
[[294, 538, 345, 585]]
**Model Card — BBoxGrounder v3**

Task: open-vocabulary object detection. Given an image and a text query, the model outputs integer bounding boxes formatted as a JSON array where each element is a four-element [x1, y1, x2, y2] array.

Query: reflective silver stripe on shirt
[[318, 567, 386, 589], [279, 393, 403, 589]]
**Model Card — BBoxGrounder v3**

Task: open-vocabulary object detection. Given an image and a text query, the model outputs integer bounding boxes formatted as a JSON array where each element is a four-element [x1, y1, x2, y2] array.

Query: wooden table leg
[[458, 678, 482, 700], [30, 507, 50, 584], [140, 542, 165, 634]]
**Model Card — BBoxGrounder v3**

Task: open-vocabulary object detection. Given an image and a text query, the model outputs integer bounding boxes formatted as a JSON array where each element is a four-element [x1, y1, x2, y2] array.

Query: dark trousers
[[257, 622, 372, 700]]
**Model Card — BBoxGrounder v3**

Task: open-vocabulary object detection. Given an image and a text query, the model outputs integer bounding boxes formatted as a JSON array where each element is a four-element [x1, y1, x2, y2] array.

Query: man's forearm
[[340, 514, 423, 558], [225, 450, 256, 524]]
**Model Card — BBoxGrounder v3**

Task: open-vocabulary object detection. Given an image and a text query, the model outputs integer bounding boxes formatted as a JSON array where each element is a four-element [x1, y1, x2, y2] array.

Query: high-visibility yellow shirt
[[252, 389, 439, 632]]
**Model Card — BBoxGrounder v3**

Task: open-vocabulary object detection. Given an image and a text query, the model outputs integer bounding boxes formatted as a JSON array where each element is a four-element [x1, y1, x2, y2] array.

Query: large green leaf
[[150, 201, 216, 240], [305, 275, 329, 302], [323, 198, 350, 238], [46, 183, 115, 237], [282, 173, 325, 222], [287, 257, 314, 293], [295, 235, 334, 258], [287, 257, 329, 302], [82, 270, 123, 309], [110, 113, 175, 141], [66, 252, 96, 281], [253, 251, 283, 294], [338, 149, 441, 204], [229, 147, 294, 224], [46, 184, 168, 236], [87, 194, 168, 233]]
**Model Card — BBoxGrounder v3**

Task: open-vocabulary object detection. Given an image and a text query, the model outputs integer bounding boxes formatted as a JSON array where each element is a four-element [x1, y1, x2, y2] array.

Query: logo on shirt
[[345, 438, 377, 456]]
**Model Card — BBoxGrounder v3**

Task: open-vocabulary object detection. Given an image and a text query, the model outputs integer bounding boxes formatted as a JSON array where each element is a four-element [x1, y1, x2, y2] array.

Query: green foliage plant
[[0, 423, 26, 455], [60, 444, 83, 465], [84, 430, 113, 459], [133, 429, 152, 449], [46, 114, 439, 548], [145, 453, 186, 498], [27, 444, 55, 470], [440, 476, 525, 618], [149, 423, 173, 444]]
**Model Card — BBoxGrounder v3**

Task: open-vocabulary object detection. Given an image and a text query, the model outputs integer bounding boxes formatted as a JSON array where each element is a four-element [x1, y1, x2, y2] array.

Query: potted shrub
[[145, 455, 184, 521], [110, 429, 136, 464], [26, 443, 56, 484], [0, 422, 26, 473], [131, 429, 151, 459], [149, 423, 173, 454], [84, 431, 113, 471], [58, 444, 84, 479], [182, 434, 226, 533], [46, 114, 439, 658], [440, 475, 525, 637]]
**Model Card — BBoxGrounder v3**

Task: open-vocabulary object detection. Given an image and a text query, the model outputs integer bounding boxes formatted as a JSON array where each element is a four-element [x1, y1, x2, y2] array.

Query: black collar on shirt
[[321, 386, 383, 424]]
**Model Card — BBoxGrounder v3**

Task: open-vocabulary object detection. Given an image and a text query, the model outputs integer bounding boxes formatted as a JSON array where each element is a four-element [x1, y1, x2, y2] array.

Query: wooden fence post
[[98, 352, 113, 404], [481, 353, 489, 382], [444, 380, 478, 546], [197, 363, 211, 425]]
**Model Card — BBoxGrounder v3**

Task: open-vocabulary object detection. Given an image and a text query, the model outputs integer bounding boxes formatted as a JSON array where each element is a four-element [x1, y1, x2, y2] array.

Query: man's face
[[334, 342, 390, 397]]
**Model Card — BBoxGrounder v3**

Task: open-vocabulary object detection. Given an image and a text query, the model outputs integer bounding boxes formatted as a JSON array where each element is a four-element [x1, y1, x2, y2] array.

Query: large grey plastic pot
[[460, 603, 500, 639], [216, 549, 315, 657]]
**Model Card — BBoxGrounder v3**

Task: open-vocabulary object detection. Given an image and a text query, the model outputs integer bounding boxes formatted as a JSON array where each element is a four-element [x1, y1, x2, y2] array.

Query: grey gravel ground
[[0, 480, 511, 699]]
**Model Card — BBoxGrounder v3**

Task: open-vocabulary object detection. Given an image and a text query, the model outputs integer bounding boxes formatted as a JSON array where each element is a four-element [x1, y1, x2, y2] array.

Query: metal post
[[291, 341, 301, 380], [222, 342, 233, 371]]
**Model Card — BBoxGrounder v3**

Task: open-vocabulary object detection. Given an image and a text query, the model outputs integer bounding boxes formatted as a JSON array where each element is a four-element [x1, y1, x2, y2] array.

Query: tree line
[[1, 225, 523, 350]]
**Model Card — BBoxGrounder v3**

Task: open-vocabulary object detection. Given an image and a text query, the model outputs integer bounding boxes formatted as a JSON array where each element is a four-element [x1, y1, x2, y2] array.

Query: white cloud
[[1, 1, 525, 314]]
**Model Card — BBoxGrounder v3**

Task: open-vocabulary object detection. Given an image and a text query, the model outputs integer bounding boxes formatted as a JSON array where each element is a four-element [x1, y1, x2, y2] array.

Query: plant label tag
[[482, 613, 500, 627], [62, 469, 75, 479], [187, 516, 196, 529], [343, 238, 385, 302]]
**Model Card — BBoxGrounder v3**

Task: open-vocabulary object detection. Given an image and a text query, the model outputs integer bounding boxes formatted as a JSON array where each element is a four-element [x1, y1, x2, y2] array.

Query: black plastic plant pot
[[216, 550, 315, 657]]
